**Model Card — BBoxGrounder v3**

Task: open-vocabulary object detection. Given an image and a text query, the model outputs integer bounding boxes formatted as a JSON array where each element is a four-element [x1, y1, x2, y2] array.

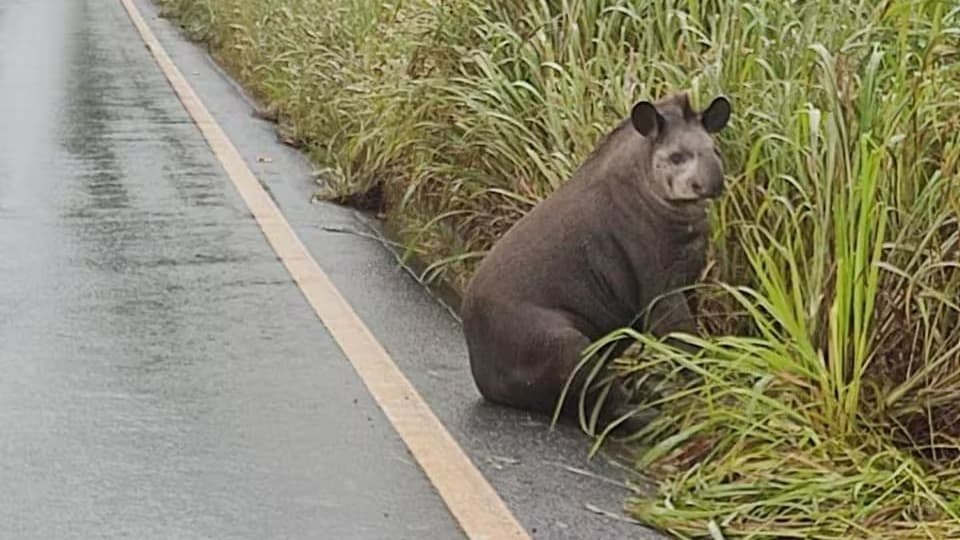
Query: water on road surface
[[0, 1, 462, 538]]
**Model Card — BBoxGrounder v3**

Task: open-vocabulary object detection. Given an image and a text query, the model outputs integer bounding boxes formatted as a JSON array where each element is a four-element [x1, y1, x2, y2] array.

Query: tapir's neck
[[648, 196, 710, 244], [600, 167, 710, 243]]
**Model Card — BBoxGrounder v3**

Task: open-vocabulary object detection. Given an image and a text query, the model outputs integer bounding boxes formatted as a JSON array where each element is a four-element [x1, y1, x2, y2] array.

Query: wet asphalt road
[[0, 1, 663, 539]]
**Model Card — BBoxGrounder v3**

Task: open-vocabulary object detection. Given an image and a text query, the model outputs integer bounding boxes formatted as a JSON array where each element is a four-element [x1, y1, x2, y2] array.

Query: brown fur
[[460, 91, 732, 430]]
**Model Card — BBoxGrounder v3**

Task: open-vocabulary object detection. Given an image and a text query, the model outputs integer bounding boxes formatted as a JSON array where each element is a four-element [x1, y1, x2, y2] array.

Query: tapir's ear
[[630, 101, 664, 138], [700, 96, 731, 133]]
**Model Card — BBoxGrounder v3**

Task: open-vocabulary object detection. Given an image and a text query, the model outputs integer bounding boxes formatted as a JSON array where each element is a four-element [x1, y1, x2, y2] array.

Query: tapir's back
[[461, 170, 644, 339]]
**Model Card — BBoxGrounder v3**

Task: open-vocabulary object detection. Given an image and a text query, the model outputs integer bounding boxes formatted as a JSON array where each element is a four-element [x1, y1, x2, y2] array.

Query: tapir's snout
[[692, 155, 725, 199]]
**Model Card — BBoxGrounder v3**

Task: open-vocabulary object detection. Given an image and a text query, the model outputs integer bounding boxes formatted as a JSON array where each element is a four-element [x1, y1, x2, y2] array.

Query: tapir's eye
[[669, 152, 687, 165]]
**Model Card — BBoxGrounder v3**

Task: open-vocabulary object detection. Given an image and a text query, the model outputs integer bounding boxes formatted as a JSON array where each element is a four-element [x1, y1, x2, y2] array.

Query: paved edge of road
[[117, 1, 532, 538]]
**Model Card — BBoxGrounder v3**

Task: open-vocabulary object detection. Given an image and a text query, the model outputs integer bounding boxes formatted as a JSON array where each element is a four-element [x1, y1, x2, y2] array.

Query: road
[[0, 0, 661, 538]]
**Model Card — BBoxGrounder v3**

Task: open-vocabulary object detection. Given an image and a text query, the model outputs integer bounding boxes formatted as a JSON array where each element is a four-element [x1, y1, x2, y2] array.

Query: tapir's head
[[629, 93, 731, 203]]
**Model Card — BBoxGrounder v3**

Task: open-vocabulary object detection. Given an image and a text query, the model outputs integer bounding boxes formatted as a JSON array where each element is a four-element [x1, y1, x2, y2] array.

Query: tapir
[[460, 91, 732, 428]]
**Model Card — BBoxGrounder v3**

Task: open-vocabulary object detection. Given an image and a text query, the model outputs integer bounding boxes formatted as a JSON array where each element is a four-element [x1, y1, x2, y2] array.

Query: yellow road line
[[118, 1, 531, 538]]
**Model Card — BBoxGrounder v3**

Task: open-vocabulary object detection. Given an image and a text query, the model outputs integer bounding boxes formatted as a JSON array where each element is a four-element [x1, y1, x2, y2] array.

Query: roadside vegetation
[[155, 0, 960, 537]]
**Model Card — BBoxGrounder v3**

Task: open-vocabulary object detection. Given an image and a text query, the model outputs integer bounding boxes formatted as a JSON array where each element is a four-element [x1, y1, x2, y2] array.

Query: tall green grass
[[156, 0, 960, 536]]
